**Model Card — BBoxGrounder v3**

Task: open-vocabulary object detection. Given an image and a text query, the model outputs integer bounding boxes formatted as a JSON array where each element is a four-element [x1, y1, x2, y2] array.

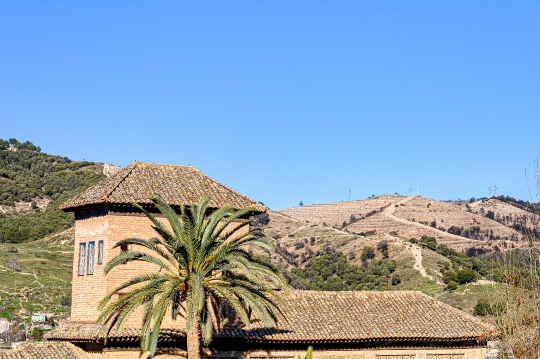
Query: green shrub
[[30, 327, 45, 341], [473, 299, 492, 316], [456, 268, 477, 284], [419, 235, 437, 250], [445, 281, 458, 291], [288, 250, 398, 291], [442, 270, 457, 284]]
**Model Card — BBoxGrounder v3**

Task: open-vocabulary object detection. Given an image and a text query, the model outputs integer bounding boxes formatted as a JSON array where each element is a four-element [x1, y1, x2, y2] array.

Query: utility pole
[[349, 189, 351, 201], [409, 187, 412, 196], [416, 184, 419, 196], [493, 185, 497, 197], [488, 186, 492, 197]]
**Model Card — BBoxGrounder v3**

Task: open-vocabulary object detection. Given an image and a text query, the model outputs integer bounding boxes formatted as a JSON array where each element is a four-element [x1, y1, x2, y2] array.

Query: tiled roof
[[0, 341, 90, 359], [59, 162, 266, 212], [46, 291, 492, 344], [218, 290, 492, 343], [45, 322, 186, 343]]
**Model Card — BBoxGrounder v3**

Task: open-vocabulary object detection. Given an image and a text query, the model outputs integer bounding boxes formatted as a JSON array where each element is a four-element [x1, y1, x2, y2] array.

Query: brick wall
[[71, 208, 109, 322]]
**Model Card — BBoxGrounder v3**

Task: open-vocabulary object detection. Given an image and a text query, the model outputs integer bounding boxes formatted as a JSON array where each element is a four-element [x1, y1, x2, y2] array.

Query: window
[[98, 240, 104, 265], [87, 241, 95, 275], [78, 243, 86, 276]]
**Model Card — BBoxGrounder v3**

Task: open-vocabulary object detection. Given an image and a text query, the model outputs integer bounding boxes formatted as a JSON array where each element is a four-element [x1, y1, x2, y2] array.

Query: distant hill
[[251, 210, 504, 317], [0, 138, 119, 243], [280, 195, 537, 252]]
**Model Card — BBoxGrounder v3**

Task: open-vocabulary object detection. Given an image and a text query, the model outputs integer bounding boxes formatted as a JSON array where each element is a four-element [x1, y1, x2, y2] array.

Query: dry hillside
[[280, 195, 404, 228], [280, 195, 530, 253], [254, 211, 497, 316]]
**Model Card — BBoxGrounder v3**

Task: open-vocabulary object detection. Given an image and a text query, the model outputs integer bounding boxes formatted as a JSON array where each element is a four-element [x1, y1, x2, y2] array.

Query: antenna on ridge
[[493, 185, 498, 197], [416, 184, 419, 196], [409, 187, 412, 196], [349, 189, 351, 201]]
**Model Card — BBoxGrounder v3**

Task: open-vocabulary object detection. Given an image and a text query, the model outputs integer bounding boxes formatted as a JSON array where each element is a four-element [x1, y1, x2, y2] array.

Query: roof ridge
[[132, 161, 194, 168], [290, 290, 421, 294], [100, 162, 138, 201]]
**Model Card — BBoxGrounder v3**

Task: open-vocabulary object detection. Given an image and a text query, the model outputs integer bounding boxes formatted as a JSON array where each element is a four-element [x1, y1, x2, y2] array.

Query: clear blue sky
[[1, 1, 539, 209]]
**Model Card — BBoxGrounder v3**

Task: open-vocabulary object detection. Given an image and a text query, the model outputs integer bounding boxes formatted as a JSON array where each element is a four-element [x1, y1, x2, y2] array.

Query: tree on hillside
[[361, 246, 375, 261], [377, 240, 389, 258], [98, 197, 287, 359], [419, 235, 437, 250]]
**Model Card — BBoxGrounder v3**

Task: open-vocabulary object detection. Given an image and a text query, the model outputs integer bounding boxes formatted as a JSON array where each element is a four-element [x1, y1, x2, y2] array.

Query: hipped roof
[[59, 162, 266, 213]]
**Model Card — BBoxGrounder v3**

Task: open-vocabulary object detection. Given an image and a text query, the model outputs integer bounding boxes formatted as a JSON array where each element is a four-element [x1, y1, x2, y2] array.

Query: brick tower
[[59, 162, 265, 327]]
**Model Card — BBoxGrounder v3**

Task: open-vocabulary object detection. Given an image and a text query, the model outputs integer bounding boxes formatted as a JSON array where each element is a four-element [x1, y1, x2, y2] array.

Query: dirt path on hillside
[[409, 245, 428, 278], [382, 196, 472, 242], [406, 244, 443, 285], [0, 262, 66, 314]]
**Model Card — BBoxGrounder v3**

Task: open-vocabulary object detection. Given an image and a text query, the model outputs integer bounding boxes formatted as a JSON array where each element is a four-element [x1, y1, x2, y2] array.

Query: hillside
[[0, 138, 119, 243], [253, 210, 501, 316], [272, 194, 540, 316], [0, 239, 73, 321], [0, 139, 120, 322], [281, 195, 530, 253]]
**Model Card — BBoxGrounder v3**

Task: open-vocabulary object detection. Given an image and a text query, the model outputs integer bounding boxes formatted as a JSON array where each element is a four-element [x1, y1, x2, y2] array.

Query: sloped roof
[[219, 290, 492, 343], [0, 342, 89, 359], [46, 291, 492, 345], [59, 162, 266, 212]]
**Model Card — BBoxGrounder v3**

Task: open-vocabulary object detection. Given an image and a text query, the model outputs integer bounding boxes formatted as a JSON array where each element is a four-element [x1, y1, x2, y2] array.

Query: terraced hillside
[[281, 195, 531, 253], [280, 195, 404, 227]]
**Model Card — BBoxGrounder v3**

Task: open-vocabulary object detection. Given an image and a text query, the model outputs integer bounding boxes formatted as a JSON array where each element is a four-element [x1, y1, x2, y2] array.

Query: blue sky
[[1, 1, 539, 209]]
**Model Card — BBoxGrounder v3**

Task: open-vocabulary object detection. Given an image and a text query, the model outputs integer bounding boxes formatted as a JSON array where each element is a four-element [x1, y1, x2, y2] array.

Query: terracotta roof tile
[[46, 291, 492, 344], [0, 341, 89, 359], [59, 162, 266, 212]]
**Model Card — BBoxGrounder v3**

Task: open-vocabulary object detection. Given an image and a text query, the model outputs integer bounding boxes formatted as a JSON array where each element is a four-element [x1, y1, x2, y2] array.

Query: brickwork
[[71, 208, 109, 322]]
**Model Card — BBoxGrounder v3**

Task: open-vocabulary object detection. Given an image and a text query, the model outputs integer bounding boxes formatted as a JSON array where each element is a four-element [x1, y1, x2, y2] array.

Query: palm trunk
[[187, 315, 202, 359]]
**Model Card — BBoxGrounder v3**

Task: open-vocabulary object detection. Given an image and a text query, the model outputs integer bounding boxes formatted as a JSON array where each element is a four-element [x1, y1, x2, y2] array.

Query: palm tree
[[97, 197, 286, 359]]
